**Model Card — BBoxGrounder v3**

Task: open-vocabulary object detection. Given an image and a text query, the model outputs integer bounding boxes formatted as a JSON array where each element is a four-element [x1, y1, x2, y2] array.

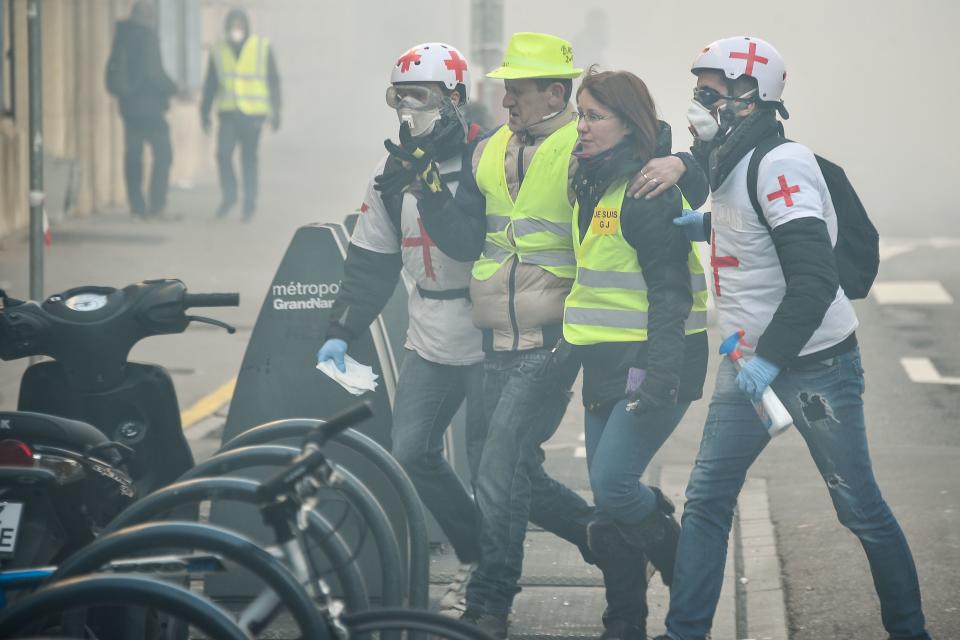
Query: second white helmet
[[691, 36, 786, 110], [390, 42, 470, 102]]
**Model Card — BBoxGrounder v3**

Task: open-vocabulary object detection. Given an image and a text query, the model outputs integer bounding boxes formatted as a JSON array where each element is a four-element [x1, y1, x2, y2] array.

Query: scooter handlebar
[[182, 293, 240, 309]]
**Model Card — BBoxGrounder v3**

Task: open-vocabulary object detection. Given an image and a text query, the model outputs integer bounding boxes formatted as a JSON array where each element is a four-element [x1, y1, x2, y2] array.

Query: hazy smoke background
[[244, 0, 956, 237]]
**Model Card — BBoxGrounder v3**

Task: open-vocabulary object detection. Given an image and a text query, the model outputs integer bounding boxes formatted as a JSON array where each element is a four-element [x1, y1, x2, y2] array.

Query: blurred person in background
[[566, 67, 709, 640], [105, 0, 177, 219], [317, 42, 485, 617], [200, 8, 282, 221]]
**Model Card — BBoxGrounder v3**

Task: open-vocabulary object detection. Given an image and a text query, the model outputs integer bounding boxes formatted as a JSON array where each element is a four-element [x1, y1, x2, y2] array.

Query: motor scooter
[[0, 279, 238, 570]]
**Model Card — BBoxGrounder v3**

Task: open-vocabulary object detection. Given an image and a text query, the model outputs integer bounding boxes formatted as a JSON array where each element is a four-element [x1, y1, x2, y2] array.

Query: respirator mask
[[686, 85, 758, 142], [386, 85, 446, 137]]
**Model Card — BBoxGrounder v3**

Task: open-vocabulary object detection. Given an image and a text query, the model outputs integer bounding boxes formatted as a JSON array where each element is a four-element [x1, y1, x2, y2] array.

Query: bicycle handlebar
[[256, 400, 373, 503], [182, 293, 240, 308]]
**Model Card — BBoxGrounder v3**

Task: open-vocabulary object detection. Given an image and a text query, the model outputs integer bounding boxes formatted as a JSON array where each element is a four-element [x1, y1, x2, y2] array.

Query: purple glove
[[735, 356, 780, 403]]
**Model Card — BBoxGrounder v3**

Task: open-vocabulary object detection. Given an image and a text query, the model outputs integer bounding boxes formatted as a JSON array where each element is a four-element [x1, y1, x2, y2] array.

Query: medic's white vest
[[709, 142, 858, 355], [353, 153, 482, 366]]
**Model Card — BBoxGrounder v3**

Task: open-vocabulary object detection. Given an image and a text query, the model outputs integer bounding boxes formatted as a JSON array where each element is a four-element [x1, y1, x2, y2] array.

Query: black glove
[[625, 374, 679, 415], [374, 123, 444, 198]]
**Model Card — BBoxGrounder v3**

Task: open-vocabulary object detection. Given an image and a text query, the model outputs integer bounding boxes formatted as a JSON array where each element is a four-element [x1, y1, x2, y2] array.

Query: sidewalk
[[0, 180, 294, 413]]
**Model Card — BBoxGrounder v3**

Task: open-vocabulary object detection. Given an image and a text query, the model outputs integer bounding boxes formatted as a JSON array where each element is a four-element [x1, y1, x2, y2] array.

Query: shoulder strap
[[746, 136, 790, 231]]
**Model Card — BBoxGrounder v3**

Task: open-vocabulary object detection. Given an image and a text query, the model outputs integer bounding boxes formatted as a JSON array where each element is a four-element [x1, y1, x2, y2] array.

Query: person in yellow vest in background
[[565, 67, 709, 640], [200, 8, 282, 221], [387, 32, 709, 639]]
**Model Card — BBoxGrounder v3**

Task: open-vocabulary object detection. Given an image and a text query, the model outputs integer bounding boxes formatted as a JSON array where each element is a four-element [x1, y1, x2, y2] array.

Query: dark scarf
[[573, 139, 646, 219], [692, 109, 783, 190]]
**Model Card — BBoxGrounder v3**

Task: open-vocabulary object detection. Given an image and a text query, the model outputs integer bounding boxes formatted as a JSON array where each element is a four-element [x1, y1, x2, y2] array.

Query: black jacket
[[105, 19, 177, 120], [572, 134, 708, 412]]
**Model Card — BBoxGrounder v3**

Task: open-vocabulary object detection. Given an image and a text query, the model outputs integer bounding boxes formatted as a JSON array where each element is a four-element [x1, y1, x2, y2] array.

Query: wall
[[0, 0, 212, 242]]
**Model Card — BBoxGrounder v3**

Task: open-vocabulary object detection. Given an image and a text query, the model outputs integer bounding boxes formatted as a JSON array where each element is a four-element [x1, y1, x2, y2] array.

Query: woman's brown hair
[[577, 66, 659, 165]]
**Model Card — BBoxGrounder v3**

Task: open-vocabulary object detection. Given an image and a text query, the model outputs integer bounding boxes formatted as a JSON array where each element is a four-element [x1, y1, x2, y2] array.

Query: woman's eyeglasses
[[576, 110, 615, 124]]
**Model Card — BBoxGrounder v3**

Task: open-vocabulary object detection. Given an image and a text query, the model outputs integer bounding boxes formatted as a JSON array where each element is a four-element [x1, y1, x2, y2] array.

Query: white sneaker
[[437, 562, 475, 617]]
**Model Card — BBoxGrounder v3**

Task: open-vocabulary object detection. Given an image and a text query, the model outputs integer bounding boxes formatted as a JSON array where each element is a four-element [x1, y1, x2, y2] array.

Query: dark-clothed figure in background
[[200, 8, 282, 221], [567, 68, 709, 640], [105, 0, 177, 218]]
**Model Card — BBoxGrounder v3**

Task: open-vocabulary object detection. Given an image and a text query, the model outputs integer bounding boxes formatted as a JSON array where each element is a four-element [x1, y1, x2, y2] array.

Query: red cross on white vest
[[766, 175, 800, 207], [729, 42, 769, 76], [397, 49, 421, 73], [710, 228, 739, 297], [444, 50, 468, 82], [402, 218, 436, 280]]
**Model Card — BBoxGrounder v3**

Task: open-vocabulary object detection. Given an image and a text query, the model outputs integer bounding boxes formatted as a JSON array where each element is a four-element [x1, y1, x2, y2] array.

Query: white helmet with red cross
[[391, 42, 470, 102], [692, 36, 786, 107]]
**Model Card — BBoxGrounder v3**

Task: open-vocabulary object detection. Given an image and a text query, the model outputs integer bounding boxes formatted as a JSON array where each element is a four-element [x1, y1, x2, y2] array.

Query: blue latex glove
[[672, 209, 709, 242], [735, 356, 781, 403], [317, 339, 348, 373]]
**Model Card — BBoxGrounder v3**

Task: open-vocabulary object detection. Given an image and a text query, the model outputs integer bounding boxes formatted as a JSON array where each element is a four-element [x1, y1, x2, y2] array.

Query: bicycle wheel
[[0, 574, 250, 640], [52, 521, 328, 640], [102, 474, 370, 611], [342, 608, 496, 640]]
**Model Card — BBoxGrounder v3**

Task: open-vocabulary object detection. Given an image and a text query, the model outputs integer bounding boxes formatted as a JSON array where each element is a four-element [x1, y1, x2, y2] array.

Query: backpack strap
[[746, 136, 790, 231]]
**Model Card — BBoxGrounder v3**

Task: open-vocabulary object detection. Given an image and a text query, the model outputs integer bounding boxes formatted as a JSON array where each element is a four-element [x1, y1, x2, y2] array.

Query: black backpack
[[746, 137, 879, 300]]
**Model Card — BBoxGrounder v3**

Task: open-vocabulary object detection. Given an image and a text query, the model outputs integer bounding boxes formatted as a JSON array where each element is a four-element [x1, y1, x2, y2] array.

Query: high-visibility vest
[[563, 177, 709, 345], [472, 121, 578, 281], [214, 35, 272, 116]]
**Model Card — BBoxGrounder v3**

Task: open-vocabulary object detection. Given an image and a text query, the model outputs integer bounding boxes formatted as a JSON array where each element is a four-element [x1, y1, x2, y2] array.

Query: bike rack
[[180, 445, 404, 610], [0, 574, 251, 640], [219, 420, 430, 611], [52, 522, 329, 640], [102, 476, 380, 611]]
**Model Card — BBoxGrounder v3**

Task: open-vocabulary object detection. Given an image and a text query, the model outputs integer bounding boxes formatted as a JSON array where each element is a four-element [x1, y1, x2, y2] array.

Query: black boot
[[588, 521, 648, 640], [616, 487, 680, 587]]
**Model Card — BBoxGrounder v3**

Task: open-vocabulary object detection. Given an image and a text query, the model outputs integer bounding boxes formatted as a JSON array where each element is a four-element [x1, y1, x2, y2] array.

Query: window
[[157, 0, 201, 95]]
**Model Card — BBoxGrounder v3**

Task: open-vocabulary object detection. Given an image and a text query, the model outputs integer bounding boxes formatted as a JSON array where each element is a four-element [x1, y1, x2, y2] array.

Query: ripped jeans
[[665, 347, 929, 640]]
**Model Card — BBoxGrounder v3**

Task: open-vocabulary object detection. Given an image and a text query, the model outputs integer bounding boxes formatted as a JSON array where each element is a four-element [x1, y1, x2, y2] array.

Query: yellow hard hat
[[486, 32, 583, 80]]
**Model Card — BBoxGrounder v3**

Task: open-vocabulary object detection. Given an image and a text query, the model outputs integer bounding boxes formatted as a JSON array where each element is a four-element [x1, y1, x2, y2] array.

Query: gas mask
[[229, 28, 246, 44], [687, 85, 758, 142], [386, 84, 466, 140]]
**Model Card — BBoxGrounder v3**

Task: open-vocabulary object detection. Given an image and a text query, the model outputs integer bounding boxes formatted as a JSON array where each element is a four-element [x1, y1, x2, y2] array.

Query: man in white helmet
[[657, 37, 930, 640], [317, 42, 485, 615]]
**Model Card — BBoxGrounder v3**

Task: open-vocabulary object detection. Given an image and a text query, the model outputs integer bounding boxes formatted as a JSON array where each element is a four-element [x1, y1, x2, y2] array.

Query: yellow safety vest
[[472, 121, 578, 281], [563, 177, 709, 345], [214, 35, 272, 116]]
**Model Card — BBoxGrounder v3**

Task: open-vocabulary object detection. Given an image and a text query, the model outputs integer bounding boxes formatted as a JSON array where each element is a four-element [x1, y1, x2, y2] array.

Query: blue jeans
[[665, 348, 929, 640], [391, 351, 486, 563], [466, 347, 595, 616], [585, 399, 690, 526]]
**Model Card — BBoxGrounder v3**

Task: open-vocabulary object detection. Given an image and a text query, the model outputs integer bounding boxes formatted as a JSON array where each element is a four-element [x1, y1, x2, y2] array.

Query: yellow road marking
[[181, 377, 237, 429]]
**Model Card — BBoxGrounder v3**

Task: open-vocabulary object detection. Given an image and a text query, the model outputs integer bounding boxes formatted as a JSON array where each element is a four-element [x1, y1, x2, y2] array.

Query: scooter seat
[[0, 410, 110, 453]]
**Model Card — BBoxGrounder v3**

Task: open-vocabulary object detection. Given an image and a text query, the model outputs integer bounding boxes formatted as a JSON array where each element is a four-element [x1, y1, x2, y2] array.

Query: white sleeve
[[351, 155, 401, 254], [755, 143, 828, 230]]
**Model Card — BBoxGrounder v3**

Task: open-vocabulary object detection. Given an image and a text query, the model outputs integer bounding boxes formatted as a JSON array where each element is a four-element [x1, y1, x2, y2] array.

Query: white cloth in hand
[[316, 354, 379, 396]]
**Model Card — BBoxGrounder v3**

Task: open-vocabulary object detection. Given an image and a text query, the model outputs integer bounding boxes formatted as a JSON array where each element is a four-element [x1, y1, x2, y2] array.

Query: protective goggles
[[693, 85, 758, 108], [385, 85, 445, 111]]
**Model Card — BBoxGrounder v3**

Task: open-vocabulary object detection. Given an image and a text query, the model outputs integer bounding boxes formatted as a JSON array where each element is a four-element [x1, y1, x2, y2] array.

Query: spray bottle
[[719, 329, 794, 437]]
